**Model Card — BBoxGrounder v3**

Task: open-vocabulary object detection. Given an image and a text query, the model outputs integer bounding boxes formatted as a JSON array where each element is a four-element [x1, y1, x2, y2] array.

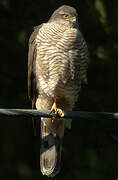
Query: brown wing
[[28, 25, 43, 107]]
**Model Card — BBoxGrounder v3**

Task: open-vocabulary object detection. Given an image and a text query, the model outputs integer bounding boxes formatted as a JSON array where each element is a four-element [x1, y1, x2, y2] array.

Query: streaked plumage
[[28, 5, 89, 177]]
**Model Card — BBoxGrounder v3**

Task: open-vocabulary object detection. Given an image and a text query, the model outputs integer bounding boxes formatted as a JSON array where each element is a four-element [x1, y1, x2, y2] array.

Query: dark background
[[0, 0, 118, 179]]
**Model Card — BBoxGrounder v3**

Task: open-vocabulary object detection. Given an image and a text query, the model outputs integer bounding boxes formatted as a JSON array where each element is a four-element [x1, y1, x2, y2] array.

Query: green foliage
[[0, 0, 118, 179]]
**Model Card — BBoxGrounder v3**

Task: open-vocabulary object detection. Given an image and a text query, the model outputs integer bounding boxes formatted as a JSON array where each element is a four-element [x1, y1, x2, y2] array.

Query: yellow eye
[[63, 14, 69, 18]]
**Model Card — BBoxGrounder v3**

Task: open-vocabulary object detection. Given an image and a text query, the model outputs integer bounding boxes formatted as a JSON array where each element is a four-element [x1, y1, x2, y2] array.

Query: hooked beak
[[70, 15, 78, 27], [71, 16, 77, 23]]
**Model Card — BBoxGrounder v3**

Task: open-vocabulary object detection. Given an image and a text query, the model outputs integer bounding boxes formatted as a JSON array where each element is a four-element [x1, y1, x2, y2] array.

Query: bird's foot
[[51, 101, 64, 122]]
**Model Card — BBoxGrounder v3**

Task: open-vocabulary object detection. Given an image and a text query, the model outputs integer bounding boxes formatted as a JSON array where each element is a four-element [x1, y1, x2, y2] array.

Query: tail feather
[[40, 119, 62, 177]]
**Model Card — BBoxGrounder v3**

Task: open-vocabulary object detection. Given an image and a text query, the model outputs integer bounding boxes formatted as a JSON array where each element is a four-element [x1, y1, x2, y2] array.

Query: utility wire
[[0, 108, 118, 121]]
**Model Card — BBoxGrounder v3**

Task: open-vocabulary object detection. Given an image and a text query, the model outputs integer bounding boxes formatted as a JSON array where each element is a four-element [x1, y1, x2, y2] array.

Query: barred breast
[[35, 21, 88, 106]]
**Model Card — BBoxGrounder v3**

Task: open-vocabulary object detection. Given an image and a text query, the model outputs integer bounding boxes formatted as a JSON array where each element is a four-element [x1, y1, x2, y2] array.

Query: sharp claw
[[51, 101, 64, 122], [57, 109, 64, 117]]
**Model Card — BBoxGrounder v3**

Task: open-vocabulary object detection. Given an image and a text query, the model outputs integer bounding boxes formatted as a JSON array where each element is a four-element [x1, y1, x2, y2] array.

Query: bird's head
[[49, 5, 78, 27]]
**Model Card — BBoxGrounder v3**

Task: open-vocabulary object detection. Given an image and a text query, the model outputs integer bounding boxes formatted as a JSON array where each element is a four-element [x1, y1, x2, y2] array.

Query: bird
[[28, 5, 89, 177]]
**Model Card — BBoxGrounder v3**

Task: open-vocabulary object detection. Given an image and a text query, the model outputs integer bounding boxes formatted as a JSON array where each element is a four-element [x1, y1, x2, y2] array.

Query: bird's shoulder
[[29, 24, 44, 44]]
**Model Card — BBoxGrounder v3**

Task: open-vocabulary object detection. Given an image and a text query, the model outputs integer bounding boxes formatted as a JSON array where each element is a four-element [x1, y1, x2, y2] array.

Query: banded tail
[[40, 118, 63, 177]]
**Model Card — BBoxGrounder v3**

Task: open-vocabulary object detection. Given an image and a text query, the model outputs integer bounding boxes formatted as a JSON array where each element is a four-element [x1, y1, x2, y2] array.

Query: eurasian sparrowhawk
[[28, 5, 89, 177]]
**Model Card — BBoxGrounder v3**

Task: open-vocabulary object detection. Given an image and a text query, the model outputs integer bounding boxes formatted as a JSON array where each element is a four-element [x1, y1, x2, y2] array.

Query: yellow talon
[[51, 101, 57, 114], [56, 108, 64, 117], [51, 100, 64, 122]]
